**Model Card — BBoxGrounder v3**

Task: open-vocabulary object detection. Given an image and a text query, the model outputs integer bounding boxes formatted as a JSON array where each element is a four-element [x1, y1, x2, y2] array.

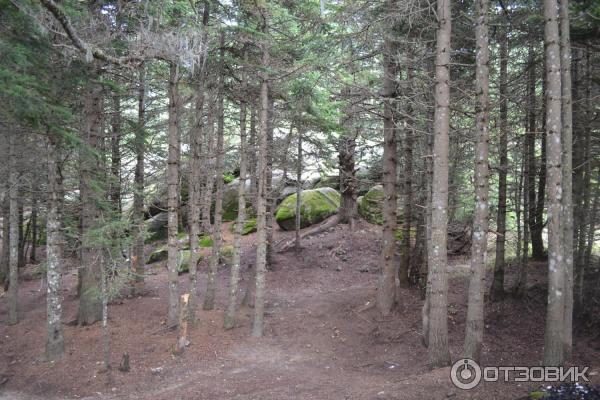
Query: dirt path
[[1, 221, 599, 400]]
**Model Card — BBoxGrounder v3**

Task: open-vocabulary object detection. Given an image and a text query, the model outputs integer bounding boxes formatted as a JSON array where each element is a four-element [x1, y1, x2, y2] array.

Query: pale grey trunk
[[559, 0, 573, 360], [490, 27, 508, 301], [252, 22, 270, 337], [45, 134, 64, 360], [1, 147, 9, 287], [7, 133, 19, 325], [204, 34, 226, 311], [377, 17, 398, 316], [187, 82, 204, 321], [464, 0, 490, 362], [542, 0, 565, 366], [132, 65, 146, 296], [201, 101, 216, 235], [167, 63, 181, 327], [224, 80, 248, 330], [110, 95, 122, 214], [295, 130, 303, 251], [427, 0, 452, 368]]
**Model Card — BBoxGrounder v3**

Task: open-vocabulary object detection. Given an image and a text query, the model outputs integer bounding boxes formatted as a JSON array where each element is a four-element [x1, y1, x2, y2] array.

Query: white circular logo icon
[[450, 358, 482, 390]]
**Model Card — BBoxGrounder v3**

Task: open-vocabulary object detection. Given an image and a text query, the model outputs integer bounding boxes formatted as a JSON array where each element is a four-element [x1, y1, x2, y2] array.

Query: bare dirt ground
[[1, 220, 599, 400]]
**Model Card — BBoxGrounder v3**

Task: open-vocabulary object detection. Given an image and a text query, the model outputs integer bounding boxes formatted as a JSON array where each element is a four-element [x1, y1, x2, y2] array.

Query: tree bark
[[110, 95, 122, 215], [132, 64, 146, 296], [542, 0, 565, 366], [166, 63, 181, 328], [78, 83, 104, 326], [490, 27, 508, 301], [464, 0, 490, 362], [426, 0, 452, 368], [30, 185, 38, 263], [377, 13, 399, 316], [7, 132, 19, 325], [224, 68, 248, 330], [205, 33, 226, 311], [252, 13, 270, 337], [45, 133, 64, 359], [559, 0, 574, 359], [295, 129, 303, 252], [0, 176, 8, 288]]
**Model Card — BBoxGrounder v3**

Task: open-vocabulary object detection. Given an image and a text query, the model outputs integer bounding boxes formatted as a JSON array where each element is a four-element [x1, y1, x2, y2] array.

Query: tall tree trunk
[[426, 0, 452, 368], [110, 95, 122, 215], [295, 129, 303, 251], [265, 89, 275, 269], [78, 83, 104, 326], [490, 27, 508, 300], [7, 132, 19, 325], [30, 187, 37, 264], [188, 78, 204, 320], [339, 85, 357, 228], [166, 63, 181, 328], [400, 97, 414, 287], [532, 59, 548, 261], [252, 14, 270, 337], [224, 70, 248, 330], [0, 178, 8, 287], [205, 33, 226, 311], [518, 42, 537, 298], [574, 48, 590, 315], [377, 16, 398, 316], [17, 198, 25, 269], [189, 3, 210, 319], [559, 0, 573, 359], [464, 0, 490, 362], [132, 64, 146, 296], [542, 0, 565, 366], [45, 133, 64, 359], [201, 101, 216, 235]]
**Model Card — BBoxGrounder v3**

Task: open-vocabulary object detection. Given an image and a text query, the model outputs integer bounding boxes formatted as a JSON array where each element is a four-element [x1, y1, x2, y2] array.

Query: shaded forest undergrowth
[[1, 221, 599, 400]]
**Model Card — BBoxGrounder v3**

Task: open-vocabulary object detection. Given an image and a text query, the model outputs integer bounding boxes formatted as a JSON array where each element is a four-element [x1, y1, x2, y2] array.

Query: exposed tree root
[[278, 214, 341, 253]]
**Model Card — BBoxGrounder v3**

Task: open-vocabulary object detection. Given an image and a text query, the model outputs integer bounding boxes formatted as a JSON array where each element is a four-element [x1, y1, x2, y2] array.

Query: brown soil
[[1, 220, 599, 400]]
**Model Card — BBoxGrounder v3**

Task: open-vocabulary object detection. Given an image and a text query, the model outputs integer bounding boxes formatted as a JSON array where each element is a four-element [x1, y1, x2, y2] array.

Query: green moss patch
[[275, 188, 341, 231]]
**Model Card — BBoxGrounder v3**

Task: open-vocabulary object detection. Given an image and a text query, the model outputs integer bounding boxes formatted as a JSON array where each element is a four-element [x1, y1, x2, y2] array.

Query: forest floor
[[1, 220, 599, 400]]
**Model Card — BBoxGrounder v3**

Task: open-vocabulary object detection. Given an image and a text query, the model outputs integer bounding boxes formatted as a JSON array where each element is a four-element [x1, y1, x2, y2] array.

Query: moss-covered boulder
[[229, 218, 257, 235], [313, 175, 340, 190], [358, 185, 384, 225], [275, 187, 341, 231]]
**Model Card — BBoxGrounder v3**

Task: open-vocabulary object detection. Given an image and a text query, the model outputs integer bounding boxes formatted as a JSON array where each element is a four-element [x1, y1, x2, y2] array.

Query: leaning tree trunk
[[426, 0, 452, 368], [205, 34, 226, 311], [166, 63, 181, 328], [377, 14, 399, 316], [132, 64, 146, 296], [559, 0, 574, 360], [78, 83, 104, 326], [252, 15, 270, 337], [45, 133, 65, 360], [542, 0, 565, 366], [224, 72, 248, 330], [464, 0, 490, 362], [7, 132, 19, 325], [490, 27, 508, 301]]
